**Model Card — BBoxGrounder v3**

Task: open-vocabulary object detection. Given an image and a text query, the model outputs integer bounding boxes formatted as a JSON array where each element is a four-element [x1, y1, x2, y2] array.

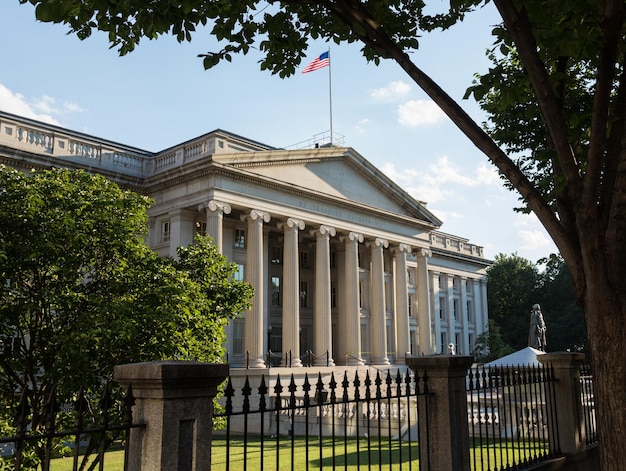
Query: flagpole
[[327, 48, 333, 146]]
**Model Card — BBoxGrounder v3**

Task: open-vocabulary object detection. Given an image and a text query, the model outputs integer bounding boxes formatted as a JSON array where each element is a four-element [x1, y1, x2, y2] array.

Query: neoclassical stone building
[[0, 110, 490, 368]]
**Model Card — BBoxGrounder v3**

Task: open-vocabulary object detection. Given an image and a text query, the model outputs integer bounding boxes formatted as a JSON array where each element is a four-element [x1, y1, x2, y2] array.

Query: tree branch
[[584, 0, 624, 218], [325, 0, 577, 258], [492, 0, 583, 198]]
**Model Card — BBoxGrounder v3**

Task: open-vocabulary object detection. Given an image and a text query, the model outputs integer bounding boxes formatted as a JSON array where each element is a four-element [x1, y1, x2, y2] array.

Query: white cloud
[[0, 83, 82, 124], [371, 80, 411, 101], [355, 118, 369, 134], [397, 99, 446, 127], [381, 156, 502, 205], [518, 229, 552, 251], [63, 101, 84, 113]]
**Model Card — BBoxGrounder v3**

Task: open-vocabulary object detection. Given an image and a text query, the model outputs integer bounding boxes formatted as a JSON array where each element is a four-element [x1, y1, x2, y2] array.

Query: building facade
[[0, 111, 490, 368]]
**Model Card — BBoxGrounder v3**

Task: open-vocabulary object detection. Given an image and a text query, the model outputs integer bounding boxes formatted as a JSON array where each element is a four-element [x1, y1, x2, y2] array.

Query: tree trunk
[[579, 250, 626, 471]]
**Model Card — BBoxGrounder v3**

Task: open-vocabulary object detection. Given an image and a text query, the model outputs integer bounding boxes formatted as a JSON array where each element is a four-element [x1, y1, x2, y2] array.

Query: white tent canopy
[[484, 346, 545, 368]]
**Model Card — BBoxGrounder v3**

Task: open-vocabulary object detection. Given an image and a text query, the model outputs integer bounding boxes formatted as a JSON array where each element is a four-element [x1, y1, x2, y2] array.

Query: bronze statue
[[528, 303, 547, 351]]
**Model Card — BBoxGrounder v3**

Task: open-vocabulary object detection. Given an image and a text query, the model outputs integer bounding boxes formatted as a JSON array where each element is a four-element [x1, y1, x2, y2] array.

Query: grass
[[48, 436, 551, 471], [211, 435, 420, 471]]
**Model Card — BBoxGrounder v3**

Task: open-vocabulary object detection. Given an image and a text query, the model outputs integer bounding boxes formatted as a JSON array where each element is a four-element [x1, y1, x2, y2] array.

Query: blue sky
[[0, 1, 557, 262]]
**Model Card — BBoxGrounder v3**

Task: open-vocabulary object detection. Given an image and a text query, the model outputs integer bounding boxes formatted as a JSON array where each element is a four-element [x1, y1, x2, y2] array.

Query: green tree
[[472, 319, 514, 363], [537, 255, 587, 352], [16, 1, 626, 467], [0, 166, 252, 464], [486, 253, 540, 350]]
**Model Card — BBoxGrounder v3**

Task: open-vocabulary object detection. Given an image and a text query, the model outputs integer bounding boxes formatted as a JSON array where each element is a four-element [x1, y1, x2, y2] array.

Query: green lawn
[[211, 435, 420, 471], [48, 436, 550, 471]]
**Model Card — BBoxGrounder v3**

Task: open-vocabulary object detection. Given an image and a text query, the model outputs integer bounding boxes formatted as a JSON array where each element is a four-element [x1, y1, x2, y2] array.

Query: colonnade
[[200, 200, 436, 368]]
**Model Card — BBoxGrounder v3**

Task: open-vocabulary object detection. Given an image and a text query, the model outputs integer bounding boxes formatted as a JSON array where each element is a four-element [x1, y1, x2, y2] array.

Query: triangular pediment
[[212, 146, 441, 228]]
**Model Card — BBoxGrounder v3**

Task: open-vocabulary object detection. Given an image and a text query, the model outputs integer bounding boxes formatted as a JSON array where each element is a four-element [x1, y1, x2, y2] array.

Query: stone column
[[241, 209, 270, 368], [368, 237, 390, 365], [407, 355, 474, 471], [416, 248, 434, 355], [114, 361, 229, 471], [340, 231, 364, 366], [456, 277, 472, 355], [199, 200, 231, 253], [168, 209, 196, 258], [312, 225, 336, 366], [538, 353, 587, 455], [278, 218, 304, 367], [393, 244, 411, 364]]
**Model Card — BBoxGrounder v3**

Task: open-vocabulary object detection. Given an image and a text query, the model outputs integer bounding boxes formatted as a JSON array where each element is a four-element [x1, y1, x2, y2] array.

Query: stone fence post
[[406, 355, 474, 471], [538, 352, 586, 455], [114, 360, 229, 471]]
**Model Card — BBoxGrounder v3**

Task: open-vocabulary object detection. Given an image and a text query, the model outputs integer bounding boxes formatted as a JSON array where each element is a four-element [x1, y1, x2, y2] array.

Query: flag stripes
[[302, 51, 330, 73]]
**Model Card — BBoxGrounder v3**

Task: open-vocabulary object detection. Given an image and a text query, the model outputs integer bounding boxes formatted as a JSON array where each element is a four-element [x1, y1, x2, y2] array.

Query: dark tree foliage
[[487, 253, 540, 351], [536, 255, 587, 352]]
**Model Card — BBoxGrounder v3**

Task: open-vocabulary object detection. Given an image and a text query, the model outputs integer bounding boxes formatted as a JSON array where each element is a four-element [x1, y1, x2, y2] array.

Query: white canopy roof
[[484, 346, 545, 368]]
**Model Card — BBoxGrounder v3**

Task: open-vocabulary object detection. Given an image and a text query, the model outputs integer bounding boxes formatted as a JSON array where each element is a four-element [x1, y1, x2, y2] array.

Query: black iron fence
[[579, 361, 597, 446], [0, 357, 596, 471], [213, 368, 426, 471], [467, 364, 560, 471], [0, 383, 142, 471]]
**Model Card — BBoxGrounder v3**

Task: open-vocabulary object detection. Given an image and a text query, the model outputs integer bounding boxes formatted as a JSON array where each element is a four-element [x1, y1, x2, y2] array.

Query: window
[[271, 276, 281, 306], [195, 220, 207, 236], [453, 276, 460, 292], [161, 221, 171, 242], [439, 295, 446, 320], [233, 318, 245, 355], [467, 300, 473, 323], [408, 294, 414, 317], [299, 250, 309, 268], [466, 278, 473, 293], [330, 250, 337, 268], [300, 281, 309, 308], [453, 299, 459, 321], [407, 269, 415, 285], [359, 280, 365, 308], [331, 281, 337, 308], [234, 228, 246, 249], [234, 264, 245, 282], [438, 274, 445, 289], [271, 246, 283, 264]]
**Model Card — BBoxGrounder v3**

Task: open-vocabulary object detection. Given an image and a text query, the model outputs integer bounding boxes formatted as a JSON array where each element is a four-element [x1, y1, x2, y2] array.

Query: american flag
[[302, 51, 330, 73]]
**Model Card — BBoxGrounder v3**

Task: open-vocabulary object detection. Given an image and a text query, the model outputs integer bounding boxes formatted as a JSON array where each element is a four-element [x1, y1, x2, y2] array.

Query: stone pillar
[[340, 231, 364, 366], [114, 361, 229, 471], [242, 209, 270, 368], [538, 353, 587, 455], [407, 355, 474, 471], [393, 244, 411, 364], [460, 277, 468, 355], [168, 209, 196, 258], [416, 249, 434, 355], [368, 237, 390, 365], [199, 200, 231, 253], [312, 225, 336, 366], [279, 217, 304, 367]]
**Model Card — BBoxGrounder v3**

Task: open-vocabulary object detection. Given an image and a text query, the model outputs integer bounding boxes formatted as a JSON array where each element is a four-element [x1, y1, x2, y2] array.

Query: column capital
[[278, 217, 305, 231], [241, 209, 271, 223], [419, 247, 432, 258], [310, 224, 336, 238], [367, 237, 389, 249], [198, 200, 232, 215], [392, 243, 412, 255], [340, 231, 364, 243]]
